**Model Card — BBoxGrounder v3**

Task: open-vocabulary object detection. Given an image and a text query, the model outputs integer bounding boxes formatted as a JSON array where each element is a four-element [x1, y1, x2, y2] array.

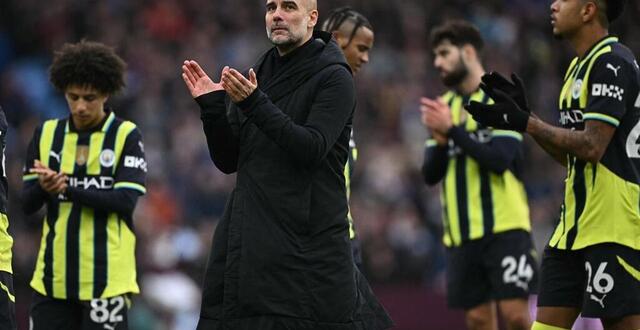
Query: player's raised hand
[[182, 60, 226, 98], [420, 97, 450, 145], [465, 87, 530, 132], [481, 72, 530, 113], [221, 68, 258, 104], [421, 97, 453, 133], [31, 160, 68, 194]]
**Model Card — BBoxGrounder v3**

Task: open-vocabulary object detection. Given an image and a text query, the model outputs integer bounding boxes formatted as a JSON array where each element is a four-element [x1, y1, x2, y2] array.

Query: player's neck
[[72, 110, 107, 132], [570, 26, 608, 58]]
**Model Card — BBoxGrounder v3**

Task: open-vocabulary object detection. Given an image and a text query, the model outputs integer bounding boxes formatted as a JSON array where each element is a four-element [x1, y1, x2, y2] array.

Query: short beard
[[270, 36, 300, 48], [442, 57, 469, 87], [267, 29, 302, 49]]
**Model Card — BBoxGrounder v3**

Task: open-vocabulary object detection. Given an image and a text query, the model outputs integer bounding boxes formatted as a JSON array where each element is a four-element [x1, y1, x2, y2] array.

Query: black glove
[[465, 86, 530, 132], [481, 72, 529, 114]]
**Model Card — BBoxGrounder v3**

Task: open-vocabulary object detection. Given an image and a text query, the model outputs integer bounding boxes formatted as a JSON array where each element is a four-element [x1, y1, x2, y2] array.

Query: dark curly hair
[[430, 20, 484, 53], [49, 40, 126, 95], [321, 7, 373, 46]]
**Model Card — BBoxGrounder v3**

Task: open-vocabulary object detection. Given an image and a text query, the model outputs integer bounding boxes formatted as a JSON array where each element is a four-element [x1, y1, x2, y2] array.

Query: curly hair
[[430, 20, 484, 53], [49, 40, 126, 95]]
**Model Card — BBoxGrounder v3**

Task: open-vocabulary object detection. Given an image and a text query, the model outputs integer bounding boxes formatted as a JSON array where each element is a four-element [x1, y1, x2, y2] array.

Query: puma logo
[[515, 280, 528, 291], [607, 63, 621, 77], [503, 114, 510, 124], [49, 150, 61, 163], [590, 293, 606, 308]]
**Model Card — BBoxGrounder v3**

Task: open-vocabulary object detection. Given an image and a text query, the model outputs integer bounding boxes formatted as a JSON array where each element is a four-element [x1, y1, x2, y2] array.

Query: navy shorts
[[30, 291, 130, 330], [537, 243, 640, 319], [446, 230, 539, 309]]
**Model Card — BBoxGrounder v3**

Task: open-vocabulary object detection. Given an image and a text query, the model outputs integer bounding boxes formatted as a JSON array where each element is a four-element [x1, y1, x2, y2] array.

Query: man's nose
[[361, 52, 369, 64], [434, 57, 442, 69], [272, 7, 283, 21], [76, 101, 87, 111]]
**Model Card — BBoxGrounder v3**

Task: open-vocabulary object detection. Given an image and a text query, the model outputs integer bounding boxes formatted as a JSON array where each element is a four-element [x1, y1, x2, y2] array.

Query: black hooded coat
[[194, 31, 393, 329]]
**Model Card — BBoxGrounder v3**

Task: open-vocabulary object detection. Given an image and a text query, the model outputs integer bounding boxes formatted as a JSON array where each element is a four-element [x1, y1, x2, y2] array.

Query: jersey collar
[[580, 36, 618, 64], [66, 109, 115, 133]]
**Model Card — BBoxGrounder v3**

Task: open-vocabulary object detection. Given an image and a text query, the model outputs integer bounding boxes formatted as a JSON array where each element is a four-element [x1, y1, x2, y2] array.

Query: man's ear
[[580, 1, 596, 23], [308, 10, 318, 28], [461, 44, 476, 62]]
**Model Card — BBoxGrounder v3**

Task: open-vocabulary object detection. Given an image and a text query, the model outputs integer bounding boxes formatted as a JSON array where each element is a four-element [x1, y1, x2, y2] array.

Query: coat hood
[[253, 30, 352, 103]]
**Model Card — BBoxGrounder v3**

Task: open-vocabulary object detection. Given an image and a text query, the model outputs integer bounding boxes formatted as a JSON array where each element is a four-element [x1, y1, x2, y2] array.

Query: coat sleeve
[[237, 66, 355, 168], [195, 91, 240, 174]]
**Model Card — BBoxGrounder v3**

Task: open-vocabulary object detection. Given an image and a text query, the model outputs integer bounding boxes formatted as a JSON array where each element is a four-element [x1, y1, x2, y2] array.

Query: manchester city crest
[[572, 79, 583, 99], [99, 149, 115, 167]]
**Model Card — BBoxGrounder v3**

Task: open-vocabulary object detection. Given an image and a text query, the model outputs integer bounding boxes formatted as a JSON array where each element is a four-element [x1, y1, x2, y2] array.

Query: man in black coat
[[181, 0, 392, 329]]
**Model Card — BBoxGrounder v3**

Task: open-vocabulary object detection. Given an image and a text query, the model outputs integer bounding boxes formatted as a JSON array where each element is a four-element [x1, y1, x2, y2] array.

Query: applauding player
[[22, 41, 146, 330], [466, 1, 640, 329]]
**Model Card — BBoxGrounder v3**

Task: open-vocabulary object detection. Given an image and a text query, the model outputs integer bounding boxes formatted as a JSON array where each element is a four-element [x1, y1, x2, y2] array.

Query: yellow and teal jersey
[[551, 36, 640, 250], [345, 131, 358, 239], [0, 107, 12, 275], [23, 111, 146, 300], [426, 89, 530, 247]]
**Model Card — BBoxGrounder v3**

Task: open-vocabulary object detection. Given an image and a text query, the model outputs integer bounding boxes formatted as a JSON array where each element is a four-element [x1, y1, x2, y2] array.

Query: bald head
[[303, 0, 317, 11]]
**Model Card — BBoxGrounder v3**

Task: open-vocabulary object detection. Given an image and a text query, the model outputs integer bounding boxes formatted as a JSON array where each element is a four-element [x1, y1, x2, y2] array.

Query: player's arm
[[65, 189, 139, 215], [230, 66, 355, 168], [529, 55, 632, 163], [527, 118, 614, 164], [21, 126, 50, 215], [66, 128, 146, 215], [529, 131, 568, 166], [421, 141, 448, 185], [449, 127, 522, 173], [468, 59, 629, 164]]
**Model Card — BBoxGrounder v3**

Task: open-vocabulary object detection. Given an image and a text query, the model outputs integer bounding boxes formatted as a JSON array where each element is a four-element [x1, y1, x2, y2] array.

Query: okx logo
[[592, 83, 624, 101]]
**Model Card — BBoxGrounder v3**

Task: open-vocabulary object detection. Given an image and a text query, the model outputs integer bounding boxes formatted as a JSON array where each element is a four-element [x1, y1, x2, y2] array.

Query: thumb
[[249, 68, 257, 86]]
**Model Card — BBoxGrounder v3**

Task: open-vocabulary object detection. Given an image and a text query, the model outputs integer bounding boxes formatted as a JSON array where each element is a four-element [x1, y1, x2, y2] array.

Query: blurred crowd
[[0, 0, 639, 329]]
